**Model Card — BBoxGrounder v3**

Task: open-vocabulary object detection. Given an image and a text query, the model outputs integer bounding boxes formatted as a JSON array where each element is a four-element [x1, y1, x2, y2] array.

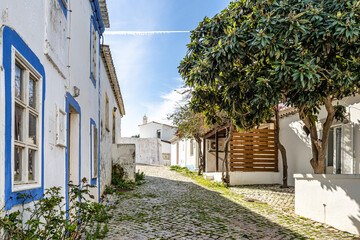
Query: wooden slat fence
[[230, 129, 278, 172]]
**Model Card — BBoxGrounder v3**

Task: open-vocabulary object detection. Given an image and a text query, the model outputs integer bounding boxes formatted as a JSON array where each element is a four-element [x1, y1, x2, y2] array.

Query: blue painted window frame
[[89, 16, 100, 87], [58, 0, 68, 18], [89, 119, 99, 185], [2, 26, 46, 210]]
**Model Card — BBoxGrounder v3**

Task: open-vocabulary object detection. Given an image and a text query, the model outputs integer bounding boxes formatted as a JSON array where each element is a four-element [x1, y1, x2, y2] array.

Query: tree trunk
[[222, 124, 233, 184], [274, 106, 288, 188], [195, 136, 204, 175], [299, 97, 335, 174]]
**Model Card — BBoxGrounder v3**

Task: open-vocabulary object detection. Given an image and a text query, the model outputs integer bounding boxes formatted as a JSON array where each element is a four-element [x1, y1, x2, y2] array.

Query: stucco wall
[[119, 138, 164, 165], [295, 174, 360, 235], [280, 95, 360, 186], [139, 122, 175, 141], [0, 0, 120, 211], [171, 138, 202, 171], [99, 54, 122, 197], [112, 144, 135, 182]]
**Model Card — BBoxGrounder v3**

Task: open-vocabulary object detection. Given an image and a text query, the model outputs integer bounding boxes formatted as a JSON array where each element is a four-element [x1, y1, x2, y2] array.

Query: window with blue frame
[[58, 0, 68, 17], [90, 17, 99, 86], [90, 119, 99, 184], [2, 26, 45, 210]]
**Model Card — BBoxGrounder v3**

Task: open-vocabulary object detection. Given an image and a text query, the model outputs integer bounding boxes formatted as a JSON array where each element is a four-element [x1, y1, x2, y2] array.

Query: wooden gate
[[230, 129, 278, 172]]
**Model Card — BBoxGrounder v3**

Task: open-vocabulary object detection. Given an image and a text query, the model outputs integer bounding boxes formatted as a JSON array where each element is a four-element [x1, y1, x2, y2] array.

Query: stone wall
[[112, 144, 136, 181]]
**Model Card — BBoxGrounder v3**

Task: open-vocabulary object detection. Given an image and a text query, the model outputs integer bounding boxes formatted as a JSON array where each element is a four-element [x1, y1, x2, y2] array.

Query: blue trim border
[[89, 0, 105, 34], [3, 26, 46, 210], [65, 92, 81, 213], [58, 0, 68, 18], [89, 118, 99, 186]]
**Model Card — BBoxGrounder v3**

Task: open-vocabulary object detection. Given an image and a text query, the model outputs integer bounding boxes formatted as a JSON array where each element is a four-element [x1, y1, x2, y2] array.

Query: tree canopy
[[179, 0, 360, 173]]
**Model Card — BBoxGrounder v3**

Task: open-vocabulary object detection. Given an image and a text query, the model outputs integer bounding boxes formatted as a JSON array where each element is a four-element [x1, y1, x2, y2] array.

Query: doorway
[[65, 93, 81, 214]]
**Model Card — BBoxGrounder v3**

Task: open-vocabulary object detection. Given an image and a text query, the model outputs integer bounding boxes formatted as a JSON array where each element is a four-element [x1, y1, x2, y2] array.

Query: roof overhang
[[101, 45, 125, 116]]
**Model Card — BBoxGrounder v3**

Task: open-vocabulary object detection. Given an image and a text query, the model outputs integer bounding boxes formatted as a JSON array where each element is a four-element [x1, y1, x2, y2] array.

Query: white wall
[[119, 138, 163, 165], [99, 56, 122, 196], [280, 95, 360, 186], [295, 174, 360, 235], [0, 0, 120, 211], [139, 122, 175, 141], [170, 138, 202, 171]]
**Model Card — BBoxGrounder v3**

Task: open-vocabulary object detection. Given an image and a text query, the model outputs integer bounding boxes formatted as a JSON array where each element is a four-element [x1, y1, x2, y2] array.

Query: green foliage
[[180, 0, 360, 128], [110, 165, 145, 192], [168, 103, 210, 139], [170, 166, 228, 189], [135, 170, 145, 182], [0, 179, 110, 240], [179, 0, 360, 171]]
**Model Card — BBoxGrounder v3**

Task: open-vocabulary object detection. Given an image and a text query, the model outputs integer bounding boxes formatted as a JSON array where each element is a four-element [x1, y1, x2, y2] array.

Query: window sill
[[12, 183, 41, 193]]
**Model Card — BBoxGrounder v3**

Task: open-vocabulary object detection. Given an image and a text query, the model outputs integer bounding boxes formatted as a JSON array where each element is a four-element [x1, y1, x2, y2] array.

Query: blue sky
[[104, 0, 232, 137]]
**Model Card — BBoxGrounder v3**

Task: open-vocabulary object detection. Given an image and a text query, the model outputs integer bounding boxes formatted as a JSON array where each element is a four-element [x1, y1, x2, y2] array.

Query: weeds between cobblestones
[[101, 165, 359, 239]]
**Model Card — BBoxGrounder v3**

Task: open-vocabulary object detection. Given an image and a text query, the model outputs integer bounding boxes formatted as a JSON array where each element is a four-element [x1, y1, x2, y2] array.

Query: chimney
[[143, 115, 148, 125]]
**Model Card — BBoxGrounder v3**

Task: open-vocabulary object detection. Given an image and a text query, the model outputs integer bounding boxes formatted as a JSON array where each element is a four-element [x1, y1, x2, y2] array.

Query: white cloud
[[145, 87, 189, 125]]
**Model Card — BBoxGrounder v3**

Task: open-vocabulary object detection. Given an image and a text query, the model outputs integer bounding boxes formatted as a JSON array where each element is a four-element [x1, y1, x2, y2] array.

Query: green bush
[[135, 170, 145, 183], [0, 179, 110, 240]]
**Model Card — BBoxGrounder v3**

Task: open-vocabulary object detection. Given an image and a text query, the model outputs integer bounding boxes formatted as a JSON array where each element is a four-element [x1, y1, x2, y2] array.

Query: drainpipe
[[66, 0, 72, 90]]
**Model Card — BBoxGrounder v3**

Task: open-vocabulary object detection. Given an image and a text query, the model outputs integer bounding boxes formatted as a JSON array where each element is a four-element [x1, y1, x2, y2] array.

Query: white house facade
[[0, 0, 125, 213], [170, 137, 201, 171]]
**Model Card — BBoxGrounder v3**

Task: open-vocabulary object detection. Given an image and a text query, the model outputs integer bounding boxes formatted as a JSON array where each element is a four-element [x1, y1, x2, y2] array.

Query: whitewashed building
[[120, 116, 175, 165], [170, 137, 202, 171], [0, 0, 125, 213]]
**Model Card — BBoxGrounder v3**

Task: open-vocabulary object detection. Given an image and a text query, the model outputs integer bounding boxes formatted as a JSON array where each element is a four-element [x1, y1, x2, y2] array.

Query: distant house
[[170, 137, 202, 171], [0, 0, 125, 213], [119, 116, 176, 165]]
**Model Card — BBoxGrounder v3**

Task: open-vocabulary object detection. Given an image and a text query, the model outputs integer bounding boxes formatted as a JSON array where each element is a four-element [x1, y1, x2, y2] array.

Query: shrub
[[0, 179, 110, 240]]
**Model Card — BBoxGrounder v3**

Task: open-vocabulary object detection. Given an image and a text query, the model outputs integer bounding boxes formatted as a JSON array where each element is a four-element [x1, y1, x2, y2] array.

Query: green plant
[[0, 178, 110, 240], [180, 0, 360, 174], [135, 170, 145, 183]]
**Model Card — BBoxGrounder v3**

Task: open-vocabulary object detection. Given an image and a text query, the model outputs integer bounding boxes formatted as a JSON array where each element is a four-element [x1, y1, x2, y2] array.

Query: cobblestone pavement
[[102, 165, 359, 239], [229, 185, 295, 214]]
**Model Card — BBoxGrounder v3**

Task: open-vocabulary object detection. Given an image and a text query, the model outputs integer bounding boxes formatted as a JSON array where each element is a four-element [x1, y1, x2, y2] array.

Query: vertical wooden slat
[[203, 138, 206, 172], [215, 130, 219, 172]]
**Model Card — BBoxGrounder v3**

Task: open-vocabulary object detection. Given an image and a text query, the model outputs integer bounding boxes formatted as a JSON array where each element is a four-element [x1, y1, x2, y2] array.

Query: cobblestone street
[[103, 165, 359, 239]]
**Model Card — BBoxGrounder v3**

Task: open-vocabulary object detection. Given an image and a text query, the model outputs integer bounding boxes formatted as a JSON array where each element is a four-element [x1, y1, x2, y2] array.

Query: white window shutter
[[342, 123, 354, 174]]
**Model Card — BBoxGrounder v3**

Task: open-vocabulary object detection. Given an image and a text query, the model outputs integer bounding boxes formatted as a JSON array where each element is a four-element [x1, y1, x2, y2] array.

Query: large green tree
[[180, 0, 360, 174]]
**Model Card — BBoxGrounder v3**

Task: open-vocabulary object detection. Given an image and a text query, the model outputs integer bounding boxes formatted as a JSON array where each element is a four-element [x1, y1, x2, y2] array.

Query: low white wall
[[119, 138, 163, 165], [112, 144, 136, 181], [295, 174, 360, 235], [229, 172, 281, 186]]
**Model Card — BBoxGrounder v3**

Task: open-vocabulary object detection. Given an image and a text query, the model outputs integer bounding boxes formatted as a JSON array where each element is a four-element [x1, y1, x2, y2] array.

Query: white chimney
[[143, 115, 148, 125]]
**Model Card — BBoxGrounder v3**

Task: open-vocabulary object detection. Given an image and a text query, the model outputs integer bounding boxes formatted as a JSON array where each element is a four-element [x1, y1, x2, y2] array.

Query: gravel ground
[[101, 165, 359, 240]]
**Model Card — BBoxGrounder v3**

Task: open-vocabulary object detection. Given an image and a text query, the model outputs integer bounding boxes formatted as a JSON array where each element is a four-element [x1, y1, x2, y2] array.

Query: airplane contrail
[[104, 31, 190, 36]]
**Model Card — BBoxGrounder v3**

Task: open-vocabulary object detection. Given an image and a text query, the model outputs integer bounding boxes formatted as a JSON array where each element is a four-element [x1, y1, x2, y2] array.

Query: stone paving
[[229, 185, 295, 214], [102, 165, 359, 239]]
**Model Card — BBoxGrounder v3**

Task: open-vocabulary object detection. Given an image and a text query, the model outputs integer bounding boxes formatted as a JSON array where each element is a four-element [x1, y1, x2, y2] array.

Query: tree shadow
[[107, 173, 336, 239]]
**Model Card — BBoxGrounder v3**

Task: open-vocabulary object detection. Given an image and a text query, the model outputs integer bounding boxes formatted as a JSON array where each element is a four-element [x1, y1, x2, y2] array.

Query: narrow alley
[[103, 166, 358, 240]]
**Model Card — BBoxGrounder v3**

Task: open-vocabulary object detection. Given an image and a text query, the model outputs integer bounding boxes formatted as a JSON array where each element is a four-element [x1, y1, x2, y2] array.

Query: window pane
[[327, 129, 334, 167], [29, 77, 37, 109], [93, 127, 98, 178], [15, 104, 24, 141], [28, 149, 36, 181], [336, 128, 342, 174], [29, 113, 37, 145], [14, 146, 22, 182], [15, 64, 23, 101]]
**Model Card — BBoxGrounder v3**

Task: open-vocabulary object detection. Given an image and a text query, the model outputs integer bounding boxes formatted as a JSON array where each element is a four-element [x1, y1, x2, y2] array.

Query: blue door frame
[[65, 92, 81, 213]]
